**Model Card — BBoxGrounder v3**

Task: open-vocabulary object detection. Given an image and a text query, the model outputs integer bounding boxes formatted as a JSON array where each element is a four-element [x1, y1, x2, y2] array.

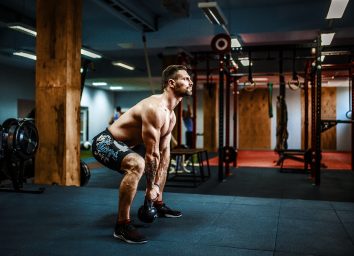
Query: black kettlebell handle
[[144, 196, 153, 208]]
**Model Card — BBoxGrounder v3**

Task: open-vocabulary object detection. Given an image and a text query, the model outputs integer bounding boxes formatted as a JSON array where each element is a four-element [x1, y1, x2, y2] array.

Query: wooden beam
[[35, 0, 82, 186]]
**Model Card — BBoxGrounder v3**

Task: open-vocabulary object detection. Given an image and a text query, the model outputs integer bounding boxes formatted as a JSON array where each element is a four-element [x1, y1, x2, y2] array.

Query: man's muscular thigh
[[121, 153, 145, 178]]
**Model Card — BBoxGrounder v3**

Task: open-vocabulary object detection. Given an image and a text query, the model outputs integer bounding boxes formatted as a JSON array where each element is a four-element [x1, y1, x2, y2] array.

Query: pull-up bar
[[321, 119, 354, 133]]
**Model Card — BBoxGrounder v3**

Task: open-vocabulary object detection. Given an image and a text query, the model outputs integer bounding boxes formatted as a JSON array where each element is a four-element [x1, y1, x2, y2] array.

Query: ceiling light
[[13, 51, 36, 60], [231, 37, 241, 48], [81, 48, 102, 59], [92, 82, 107, 86], [326, 0, 349, 19], [112, 61, 135, 71], [321, 32, 335, 46], [9, 24, 102, 59], [8, 24, 37, 37], [198, 2, 227, 26], [109, 86, 123, 90]]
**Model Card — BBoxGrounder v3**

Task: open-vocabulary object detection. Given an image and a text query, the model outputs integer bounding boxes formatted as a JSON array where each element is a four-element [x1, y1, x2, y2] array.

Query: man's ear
[[168, 79, 175, 88]]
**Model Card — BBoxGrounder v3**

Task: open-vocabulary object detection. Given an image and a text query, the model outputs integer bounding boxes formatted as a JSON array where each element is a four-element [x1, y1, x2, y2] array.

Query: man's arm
[[155, 112, 176, 186], [141, 106, 164, 199], [154, 133, 171, 186]]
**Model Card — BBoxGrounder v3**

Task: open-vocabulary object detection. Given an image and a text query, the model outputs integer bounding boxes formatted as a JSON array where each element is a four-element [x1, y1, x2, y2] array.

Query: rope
[[142, 33, 155, 94]]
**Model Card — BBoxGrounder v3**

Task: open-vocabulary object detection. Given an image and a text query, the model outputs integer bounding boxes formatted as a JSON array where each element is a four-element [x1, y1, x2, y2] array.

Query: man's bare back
[[108, 94, 176, 148]]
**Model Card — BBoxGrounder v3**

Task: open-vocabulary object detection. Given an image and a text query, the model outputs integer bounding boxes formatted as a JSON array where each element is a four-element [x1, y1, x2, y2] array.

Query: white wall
[[0, 64, 35, 123], [336, 86, 351, 151], [284, 88, 302, 149], [81, 87, 115, 141]]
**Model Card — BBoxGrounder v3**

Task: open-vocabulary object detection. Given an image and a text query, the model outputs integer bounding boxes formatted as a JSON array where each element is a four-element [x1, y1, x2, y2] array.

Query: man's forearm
[[154, 151, 170, 185], [145, 159, 158, 189]]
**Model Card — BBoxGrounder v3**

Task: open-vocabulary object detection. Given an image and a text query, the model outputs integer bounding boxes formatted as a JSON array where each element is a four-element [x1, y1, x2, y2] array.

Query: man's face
[[173, 70, 193, 97]]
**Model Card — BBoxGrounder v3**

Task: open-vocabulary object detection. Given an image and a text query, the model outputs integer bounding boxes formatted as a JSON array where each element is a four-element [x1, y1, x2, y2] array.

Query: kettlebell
[[80, 160, 91, 186], [138, 197, 158, 223]]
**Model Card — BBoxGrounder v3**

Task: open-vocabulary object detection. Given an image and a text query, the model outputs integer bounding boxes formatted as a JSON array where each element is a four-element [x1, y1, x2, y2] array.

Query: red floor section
[[207, 150, 352, 170]]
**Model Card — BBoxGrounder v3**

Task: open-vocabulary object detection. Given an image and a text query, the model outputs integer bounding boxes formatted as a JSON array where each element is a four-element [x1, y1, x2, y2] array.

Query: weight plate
[[211, 33, 231, 54]]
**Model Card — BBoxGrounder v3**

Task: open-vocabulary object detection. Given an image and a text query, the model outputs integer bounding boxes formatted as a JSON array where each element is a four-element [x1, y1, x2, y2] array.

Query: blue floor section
[[1, 183, 354, 256]]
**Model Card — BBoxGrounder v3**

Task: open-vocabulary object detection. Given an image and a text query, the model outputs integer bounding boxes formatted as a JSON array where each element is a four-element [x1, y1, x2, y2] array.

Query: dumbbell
[[138, 197, 158, 223]]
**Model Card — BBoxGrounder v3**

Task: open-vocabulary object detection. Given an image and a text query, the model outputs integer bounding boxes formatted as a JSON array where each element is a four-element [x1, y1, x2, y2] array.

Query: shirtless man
[[91, 65, 193, 244]]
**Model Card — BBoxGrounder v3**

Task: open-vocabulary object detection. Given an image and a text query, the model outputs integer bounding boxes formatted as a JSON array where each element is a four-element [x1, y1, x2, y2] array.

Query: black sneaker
[[113, 222, 147, 244], [155, 203, 182, 218]]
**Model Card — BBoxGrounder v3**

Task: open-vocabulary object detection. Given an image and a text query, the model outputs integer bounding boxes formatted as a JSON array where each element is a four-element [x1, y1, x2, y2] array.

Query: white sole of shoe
[[113, 233, 148, 244], [163, 214, 182, 218]]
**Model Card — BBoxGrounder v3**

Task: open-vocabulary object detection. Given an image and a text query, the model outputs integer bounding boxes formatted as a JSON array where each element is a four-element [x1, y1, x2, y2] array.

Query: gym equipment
[[320, 119, 354, 133], [244, 51, 256, 92], [346, 74, 352, 119], [80, 160, 91, 186], [138, 197, 158, 223], [222, 146, 236, 163], [346, 110, 352, 119], [275, 51, 288, 152], [0, 118, 42, 193], [81, 141, 92, 150], [287, 79, 301, 90], [288, 49, 301, 90], [244, 80, 256, 91], [142, 33, 155, 94], [1, 118, 39, 160], [211, 33, 231, 54], [276, 149, 312, 173], [267, 82, 273, 118], [2, 119, 38, 160]]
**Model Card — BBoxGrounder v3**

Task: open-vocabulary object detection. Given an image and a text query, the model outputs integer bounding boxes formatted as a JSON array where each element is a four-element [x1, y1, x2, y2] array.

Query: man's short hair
[[161, 65, 187, 91]]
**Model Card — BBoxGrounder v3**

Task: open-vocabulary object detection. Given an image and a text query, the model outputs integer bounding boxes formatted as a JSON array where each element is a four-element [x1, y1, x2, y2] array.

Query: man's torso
[[108, 95, 175, 147]]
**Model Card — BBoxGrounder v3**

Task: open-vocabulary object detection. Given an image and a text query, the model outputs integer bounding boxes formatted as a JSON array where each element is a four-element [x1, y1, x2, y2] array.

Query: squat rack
[[312, 36, 354, 185]]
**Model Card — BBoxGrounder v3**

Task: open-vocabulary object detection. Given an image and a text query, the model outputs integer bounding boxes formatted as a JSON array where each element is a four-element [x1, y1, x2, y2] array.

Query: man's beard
[[175, 88, 192, 97]]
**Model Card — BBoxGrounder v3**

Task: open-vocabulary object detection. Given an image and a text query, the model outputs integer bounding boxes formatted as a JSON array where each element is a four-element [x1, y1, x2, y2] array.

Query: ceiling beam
[[92, 0, 157, 32]]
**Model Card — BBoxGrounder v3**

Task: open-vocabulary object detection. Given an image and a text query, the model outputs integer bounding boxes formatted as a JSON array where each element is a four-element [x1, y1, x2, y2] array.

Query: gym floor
[[1, 158, 354, 256]]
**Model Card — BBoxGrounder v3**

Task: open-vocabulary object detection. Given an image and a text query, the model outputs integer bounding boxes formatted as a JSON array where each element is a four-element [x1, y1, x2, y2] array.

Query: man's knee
[[121, 153, 145, 177]]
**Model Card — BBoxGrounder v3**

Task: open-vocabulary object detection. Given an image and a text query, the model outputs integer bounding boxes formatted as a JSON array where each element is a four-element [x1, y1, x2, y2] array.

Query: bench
[[167, 148, 210, 187], [276, 149, 312, 173]]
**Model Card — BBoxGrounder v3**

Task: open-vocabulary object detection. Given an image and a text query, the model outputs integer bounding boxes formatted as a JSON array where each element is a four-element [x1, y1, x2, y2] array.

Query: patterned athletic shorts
[[91, 129, 145, 173]]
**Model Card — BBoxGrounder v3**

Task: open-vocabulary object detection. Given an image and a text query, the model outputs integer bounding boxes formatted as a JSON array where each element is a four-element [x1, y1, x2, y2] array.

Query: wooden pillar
[[35, 0, 82, 186]]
